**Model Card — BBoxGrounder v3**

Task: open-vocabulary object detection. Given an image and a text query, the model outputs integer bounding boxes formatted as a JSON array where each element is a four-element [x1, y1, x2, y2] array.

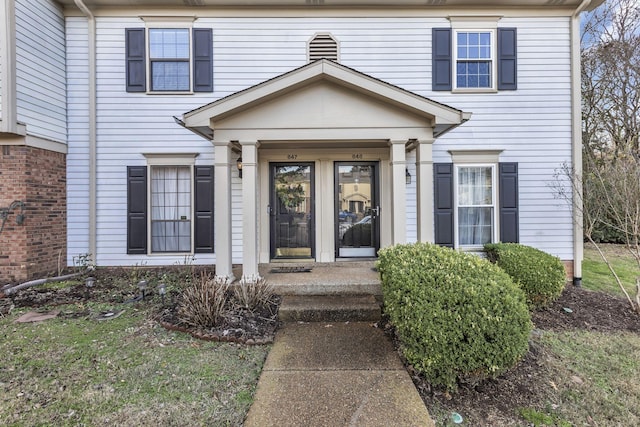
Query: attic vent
[[183, 0, 205, 5], [308, 33, 338, 62]]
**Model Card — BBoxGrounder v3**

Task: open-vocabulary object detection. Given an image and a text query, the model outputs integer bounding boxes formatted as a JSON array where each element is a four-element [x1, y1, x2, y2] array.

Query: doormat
[[270, 266, 313, 273]]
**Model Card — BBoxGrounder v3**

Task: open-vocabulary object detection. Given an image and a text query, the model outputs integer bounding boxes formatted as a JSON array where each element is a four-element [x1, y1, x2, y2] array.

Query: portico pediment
[[181, 59, 471, 143]]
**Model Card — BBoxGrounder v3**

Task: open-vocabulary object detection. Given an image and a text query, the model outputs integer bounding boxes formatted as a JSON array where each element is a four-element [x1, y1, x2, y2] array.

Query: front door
[[270, 163, 315, 259], [335, 162, 380, 257]]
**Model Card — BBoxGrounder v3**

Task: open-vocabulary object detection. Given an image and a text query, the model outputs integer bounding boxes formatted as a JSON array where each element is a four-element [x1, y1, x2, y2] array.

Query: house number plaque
[[352, 153, 364, 159]]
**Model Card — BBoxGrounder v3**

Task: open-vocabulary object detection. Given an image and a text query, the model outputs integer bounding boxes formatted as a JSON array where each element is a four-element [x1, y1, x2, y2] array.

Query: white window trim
[[449, 16, 501, 93], [144, 153, 197, 255], [449, 150, 502, 164], [453, 163, 499, 251], [452, 29, 497, 92], [142, 17, 195, 95]]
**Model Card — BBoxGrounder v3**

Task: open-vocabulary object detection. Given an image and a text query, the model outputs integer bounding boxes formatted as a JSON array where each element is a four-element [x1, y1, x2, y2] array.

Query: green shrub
[[484, 243, 566, 308], [377, 242, 532, 392]]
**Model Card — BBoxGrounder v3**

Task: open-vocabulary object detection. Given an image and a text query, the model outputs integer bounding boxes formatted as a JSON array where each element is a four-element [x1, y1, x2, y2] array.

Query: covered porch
[[181, 59, 470, 282]]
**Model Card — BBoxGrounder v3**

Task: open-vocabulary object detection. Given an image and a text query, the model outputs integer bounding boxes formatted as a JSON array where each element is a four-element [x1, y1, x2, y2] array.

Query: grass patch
[[0, 303, 269, 426], [540, 330, 640, 426], [582, 243, 638, 297], [518, 407, 571, 427]]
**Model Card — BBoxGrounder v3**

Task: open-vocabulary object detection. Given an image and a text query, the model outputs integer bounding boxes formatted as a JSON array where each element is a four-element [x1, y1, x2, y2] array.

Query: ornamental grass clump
[[377, 242, 532, 392], [484, 243, 567, 308], [234, 275, 274, 311], [177, 272, 229, 328]]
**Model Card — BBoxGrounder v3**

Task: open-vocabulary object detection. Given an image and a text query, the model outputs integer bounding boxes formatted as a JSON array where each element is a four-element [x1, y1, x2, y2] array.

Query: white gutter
[[74, 0, 97, 262], [571, 0, 591, 286]]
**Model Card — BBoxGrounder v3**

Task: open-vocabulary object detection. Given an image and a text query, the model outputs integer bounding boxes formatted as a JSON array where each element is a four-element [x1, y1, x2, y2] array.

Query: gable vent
[[308, 33, 339, 62]]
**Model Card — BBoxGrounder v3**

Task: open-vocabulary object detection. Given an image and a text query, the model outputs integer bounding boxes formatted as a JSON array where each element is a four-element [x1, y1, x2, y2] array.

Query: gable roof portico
[[179, 59, 471, 281], [181, 59, 471, 146]]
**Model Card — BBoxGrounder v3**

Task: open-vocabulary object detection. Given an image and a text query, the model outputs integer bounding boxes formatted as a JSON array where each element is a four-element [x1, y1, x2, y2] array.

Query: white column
[[416, 137, 435, 242], [390, 140, 407, 244], [213, 141, 235, 282], [241, 141, 260, 279]]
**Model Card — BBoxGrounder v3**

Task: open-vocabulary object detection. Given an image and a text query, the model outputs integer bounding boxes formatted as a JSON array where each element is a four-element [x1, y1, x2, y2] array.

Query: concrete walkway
[[244, 321, 434, 427]]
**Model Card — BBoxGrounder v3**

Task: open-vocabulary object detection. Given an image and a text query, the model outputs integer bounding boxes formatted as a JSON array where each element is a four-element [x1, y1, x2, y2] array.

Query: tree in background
[[582, 0, 639, 164], [558, 0, 640, 313]]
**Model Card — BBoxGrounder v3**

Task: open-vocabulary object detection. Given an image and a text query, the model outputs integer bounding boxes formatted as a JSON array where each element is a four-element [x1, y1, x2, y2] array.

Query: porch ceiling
[[181, 59, 471, 144]]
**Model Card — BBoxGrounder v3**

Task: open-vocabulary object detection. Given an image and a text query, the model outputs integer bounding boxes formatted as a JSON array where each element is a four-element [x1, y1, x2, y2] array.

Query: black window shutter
[[125, 28, 146, 92], [497, 28, 517, 90], [127, 166, 147, 254], [193, 28, 213, 93], [499, 162, 519, 243], [434, 163, 454, 247], [194, 166, 214, 253], [432, 28, 452, 91]]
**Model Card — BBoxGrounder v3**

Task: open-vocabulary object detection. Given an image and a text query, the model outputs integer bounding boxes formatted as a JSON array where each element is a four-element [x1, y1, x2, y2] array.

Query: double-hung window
[[455, 165, 497, 248], [149, 29, 190, 92], [150, 165, 192, 252], [455, 31, 494, 89]]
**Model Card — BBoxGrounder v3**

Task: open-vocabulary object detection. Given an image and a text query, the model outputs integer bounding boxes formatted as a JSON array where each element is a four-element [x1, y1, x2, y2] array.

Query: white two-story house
[[0, 0, 603, 285]]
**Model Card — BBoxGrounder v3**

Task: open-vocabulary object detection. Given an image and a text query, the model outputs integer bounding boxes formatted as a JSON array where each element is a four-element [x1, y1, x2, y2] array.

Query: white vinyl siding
[[15, 0, 66, 142], [84, 18, 215, 266], [0, 45, 3, 119], [432, 17, 574, 259], [64, 14, 575, 265]]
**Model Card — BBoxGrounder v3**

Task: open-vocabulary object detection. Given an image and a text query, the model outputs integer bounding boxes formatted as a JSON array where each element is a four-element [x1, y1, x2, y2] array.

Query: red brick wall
[[0, 145, 66, 284]]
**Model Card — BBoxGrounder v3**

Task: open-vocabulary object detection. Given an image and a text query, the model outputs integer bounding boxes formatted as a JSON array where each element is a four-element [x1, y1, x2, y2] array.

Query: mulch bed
[[156, 297, 280, 345], [532, 284, 640, 333], [0, 268, 281, 345]]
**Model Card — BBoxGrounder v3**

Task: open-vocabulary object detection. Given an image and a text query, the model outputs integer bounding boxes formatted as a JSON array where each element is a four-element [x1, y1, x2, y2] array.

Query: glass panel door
[[335, 162, 379, 257], [270, 163, 314, 259]]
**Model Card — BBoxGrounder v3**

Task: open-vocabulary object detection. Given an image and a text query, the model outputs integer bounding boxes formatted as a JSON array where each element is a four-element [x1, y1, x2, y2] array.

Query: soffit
[[57, 0, 605, 11]]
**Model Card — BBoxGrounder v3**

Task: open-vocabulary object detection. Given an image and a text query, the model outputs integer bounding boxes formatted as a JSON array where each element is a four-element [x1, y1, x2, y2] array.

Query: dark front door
[[335, 162, 380, 257], [270, 163, 315, 259]]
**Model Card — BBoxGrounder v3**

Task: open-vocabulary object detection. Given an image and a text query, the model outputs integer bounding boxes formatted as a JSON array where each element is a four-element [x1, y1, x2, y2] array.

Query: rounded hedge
[[484, 243, 566, 308], [377, 242, 532, 392]]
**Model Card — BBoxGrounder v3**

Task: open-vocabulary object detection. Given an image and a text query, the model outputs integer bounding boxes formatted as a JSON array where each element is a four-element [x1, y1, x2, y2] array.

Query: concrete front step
[[260, 262, 382, 296], [279, 295, 381, 322]]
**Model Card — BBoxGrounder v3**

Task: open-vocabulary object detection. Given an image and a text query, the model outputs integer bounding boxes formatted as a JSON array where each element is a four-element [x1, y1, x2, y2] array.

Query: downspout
[[571, 0, 591, 286], [0, 0, 17, 133], [74, 0, 97, 261]]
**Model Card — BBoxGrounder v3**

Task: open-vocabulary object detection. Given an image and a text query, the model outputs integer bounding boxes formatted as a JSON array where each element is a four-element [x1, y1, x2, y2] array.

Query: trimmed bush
[[377, 242, 531, 392], [484, 243, 566, 308]]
